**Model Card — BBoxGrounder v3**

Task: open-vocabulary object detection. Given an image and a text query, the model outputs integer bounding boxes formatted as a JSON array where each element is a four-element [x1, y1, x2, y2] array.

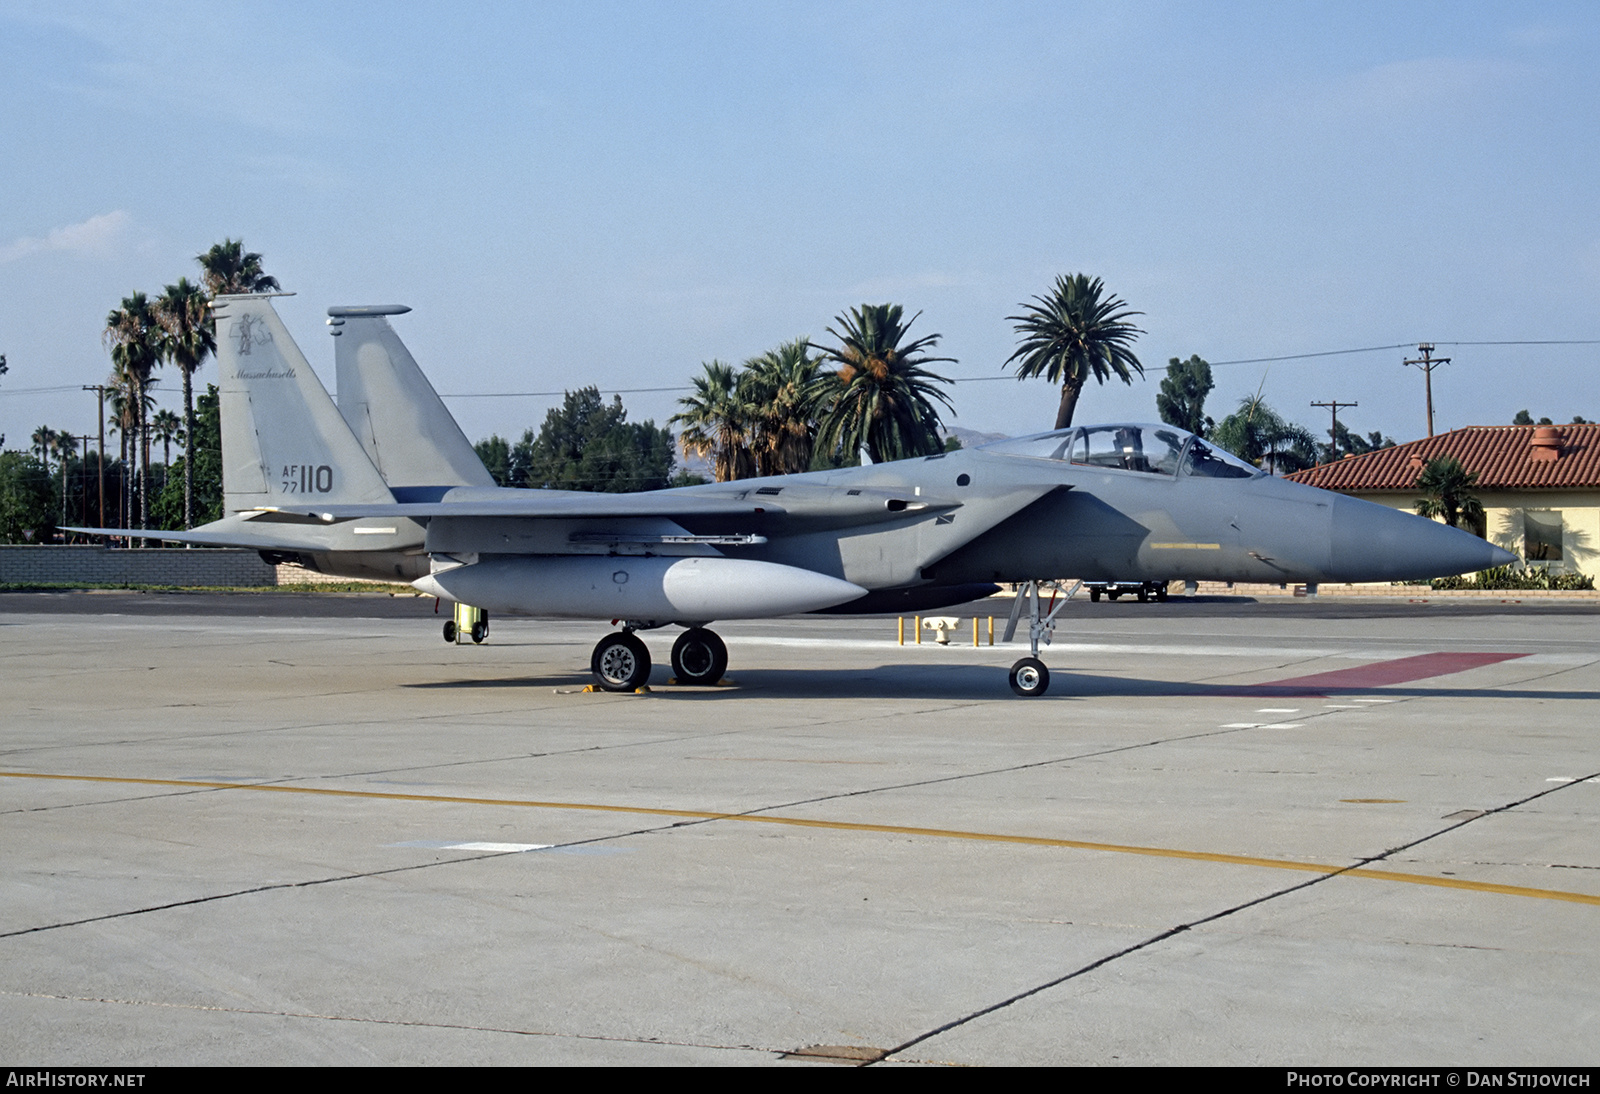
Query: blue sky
[[3, 1, 1597, 455]]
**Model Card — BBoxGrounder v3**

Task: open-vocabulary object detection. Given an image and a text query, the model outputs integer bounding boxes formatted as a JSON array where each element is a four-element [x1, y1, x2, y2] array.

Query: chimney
[[1530, 426, 1563, 463]]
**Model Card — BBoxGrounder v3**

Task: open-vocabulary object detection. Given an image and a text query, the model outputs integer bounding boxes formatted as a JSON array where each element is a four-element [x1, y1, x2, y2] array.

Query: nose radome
[[1329, 495, 1515, 582]]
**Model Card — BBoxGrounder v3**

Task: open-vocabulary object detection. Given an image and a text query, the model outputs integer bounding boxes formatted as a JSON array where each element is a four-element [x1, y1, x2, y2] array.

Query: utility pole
[[1312, 399, 1358, 460], [1403, 344, 1450, 438]]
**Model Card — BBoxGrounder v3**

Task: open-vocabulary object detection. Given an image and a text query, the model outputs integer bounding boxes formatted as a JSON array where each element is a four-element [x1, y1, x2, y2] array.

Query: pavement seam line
[[872, 766, 1600, 1064], [3, 770, 1597, 908], [0, 989, 778, 1056]]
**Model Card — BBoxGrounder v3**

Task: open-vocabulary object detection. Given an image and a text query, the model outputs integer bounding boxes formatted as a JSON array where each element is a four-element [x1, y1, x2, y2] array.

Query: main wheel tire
[[1009, 657, 1050, 697], [470, 620, 487, 644], [671, 627, 728, 685], [591, 632, 651, 692], [442, 620, 457, 643], [1089, 588, 1101, 602], [1156, 586, 1169, 602], [1107, 590, 1121, 601], [1137, 587, 1149, 602]]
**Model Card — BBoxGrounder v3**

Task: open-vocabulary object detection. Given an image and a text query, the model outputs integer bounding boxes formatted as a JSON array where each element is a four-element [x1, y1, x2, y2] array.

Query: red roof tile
[[1286, 424, 1600, 492]]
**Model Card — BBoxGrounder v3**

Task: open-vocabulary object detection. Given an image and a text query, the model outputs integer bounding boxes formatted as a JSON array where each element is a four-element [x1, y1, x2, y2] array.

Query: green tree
[[0, 451, 56, 544], [474, 434, 513, 486], [1323, 422, 1394, 463], [1212, 397, 1319, 474], [741, 338, 822, 476], [196, 240, 281, 296], [104, 293, 162, 538], [151, 408, 181, 473], [31, 425, 58, 475], [523, 387, 675, 492], [151, 384, 222, 529], [154, 277, 215, 529], [1413, 454, 1484, 530], [809, 303, 955, 464], [671, 360, 755, 482], [51, 431, 78, 532], [1513, 409, 1534, 425], [1155, 355, 1214, 436], [1006, 274, 1144, 430]]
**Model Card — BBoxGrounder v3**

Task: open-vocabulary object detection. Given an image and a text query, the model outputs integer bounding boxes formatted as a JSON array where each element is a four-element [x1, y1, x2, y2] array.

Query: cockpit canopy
[[980, 424, 1261, 479]]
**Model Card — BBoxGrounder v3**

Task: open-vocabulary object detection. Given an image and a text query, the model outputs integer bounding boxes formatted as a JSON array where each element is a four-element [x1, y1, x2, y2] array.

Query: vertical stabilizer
[[213, 295, 395, 513], [329, 306, 495, 492]]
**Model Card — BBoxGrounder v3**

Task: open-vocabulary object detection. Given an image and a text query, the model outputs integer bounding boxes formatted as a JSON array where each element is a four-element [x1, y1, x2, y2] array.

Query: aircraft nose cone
[[1329, 495, 1514, 582]]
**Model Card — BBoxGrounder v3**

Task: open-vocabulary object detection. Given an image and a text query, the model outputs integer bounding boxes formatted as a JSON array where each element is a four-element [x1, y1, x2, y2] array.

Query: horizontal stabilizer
[[61, 525, 328, 552]]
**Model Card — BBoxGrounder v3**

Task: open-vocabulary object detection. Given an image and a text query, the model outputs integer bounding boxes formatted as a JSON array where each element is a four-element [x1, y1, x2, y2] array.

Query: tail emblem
[[231, 313, 274, 356]]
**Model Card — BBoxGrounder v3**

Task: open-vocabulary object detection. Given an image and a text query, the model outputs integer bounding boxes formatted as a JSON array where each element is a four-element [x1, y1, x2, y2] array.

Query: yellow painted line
[[1148, 542, 1221, 550], [5, 770, 1598, 907]]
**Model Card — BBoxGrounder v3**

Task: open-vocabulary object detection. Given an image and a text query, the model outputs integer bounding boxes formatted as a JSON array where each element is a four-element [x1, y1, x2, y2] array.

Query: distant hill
[[942, 425, 1010, 450]]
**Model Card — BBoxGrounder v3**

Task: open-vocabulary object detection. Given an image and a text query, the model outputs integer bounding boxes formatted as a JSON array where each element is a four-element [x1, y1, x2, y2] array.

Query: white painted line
[[1545, 777, 1600, 785], [1351, 699, 1395, 704], [1323, 704, 1364, 709], [1256, 708, 1300, 713], [1220, 722, 1303, 729], [389, 840, 551, 852]]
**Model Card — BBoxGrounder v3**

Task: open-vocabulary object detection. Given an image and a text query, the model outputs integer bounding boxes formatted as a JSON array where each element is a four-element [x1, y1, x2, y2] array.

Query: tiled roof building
[[1286, 425, 1600, 576], [1289, 425, 1600, 492]]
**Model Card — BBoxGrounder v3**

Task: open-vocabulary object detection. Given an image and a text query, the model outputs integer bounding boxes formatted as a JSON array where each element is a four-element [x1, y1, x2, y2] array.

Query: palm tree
[[671, 361, 755, 482], [151, 409, 182, 469], [103, 294, 162, 539], [741, 339, 822, 476], [196, 239, 281, 296], [1212, 396, 1319, 474], [1006, 274, 1145, 430], [154, 278, 215, 528], [51, 431, 78, 534], [808, 304, 955, 464], [31, 425, 58, 475], [1414, 455, 1484, 530]]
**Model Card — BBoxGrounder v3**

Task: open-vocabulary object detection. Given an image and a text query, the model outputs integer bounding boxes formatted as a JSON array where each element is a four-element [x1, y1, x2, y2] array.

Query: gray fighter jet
[[74, 295, 1513, 696]]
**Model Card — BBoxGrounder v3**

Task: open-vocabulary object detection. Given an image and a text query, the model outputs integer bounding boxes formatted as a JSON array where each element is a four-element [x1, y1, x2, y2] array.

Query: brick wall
[[0, 546, 279, 586]]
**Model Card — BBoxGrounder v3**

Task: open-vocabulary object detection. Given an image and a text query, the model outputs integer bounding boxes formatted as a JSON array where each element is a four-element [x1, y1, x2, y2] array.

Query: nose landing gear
[[1002, 580, 1079, 697]]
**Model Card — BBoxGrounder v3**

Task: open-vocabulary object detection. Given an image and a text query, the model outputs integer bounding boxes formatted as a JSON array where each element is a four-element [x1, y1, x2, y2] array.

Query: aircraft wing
[[262, 483, 958, 526]]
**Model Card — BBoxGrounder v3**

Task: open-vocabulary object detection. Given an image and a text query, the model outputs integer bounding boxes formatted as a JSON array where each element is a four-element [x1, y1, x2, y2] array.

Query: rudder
[[328, 305, 495, 494]]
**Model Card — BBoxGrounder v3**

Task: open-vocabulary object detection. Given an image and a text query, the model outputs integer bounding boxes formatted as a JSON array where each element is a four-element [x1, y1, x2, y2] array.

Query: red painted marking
[[1240, 652, 1528, 696]]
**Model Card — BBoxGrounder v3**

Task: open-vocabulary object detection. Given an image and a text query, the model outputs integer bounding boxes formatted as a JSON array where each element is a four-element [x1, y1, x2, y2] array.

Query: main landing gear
[[1001, 580, 1079, 697], [588, 625, 729, 691], [670, 627, 728, 686]]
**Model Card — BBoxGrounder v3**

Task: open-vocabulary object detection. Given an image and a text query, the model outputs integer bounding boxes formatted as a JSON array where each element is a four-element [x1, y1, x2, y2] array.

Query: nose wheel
[[1009, 657, 1049, 697], [591, 631, 652, 691], [670, 627, 727, 685]]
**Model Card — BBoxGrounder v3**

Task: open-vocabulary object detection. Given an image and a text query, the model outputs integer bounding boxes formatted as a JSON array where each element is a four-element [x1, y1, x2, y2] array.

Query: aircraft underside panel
[[413, 555, 867, 622], [291, 550, 432, 584]]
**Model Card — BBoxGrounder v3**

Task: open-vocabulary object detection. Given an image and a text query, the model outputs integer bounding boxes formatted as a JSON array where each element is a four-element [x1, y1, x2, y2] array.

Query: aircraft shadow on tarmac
[[403, 665, 1600, 703]]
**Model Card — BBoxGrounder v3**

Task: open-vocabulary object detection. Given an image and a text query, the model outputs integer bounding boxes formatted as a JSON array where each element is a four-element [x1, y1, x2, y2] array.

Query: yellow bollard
[[973, 617, 979, 647], [988, 616, 994, 645], [898, 617, 904, 646], [914, 615, 922, 644]]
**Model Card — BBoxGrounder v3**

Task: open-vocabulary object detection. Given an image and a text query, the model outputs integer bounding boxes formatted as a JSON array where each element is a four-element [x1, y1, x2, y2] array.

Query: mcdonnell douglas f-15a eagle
[[73, 294, 1514, 697]]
